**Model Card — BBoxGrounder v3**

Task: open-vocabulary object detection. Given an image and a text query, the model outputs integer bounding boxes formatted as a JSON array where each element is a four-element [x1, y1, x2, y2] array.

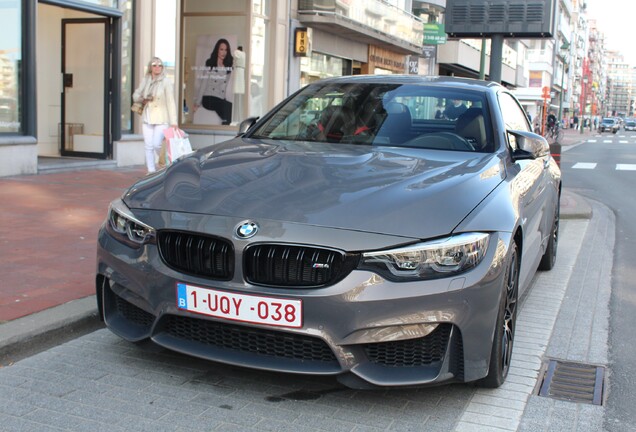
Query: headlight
[[360, 233, 490, 281], [106, 198, 155, 246]]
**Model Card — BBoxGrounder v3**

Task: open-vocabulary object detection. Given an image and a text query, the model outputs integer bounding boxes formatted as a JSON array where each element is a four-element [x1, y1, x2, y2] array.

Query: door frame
[[60, 17, 110, 159]]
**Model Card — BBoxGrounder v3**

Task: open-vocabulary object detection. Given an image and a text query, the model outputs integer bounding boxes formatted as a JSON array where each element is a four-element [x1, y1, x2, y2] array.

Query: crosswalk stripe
[[572, 163, 597, 169], [616, 164, 636, 171]]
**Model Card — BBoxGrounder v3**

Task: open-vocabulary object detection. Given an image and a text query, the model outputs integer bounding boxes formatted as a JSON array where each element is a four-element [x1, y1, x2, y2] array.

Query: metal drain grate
[[538, 359, 605, 405]]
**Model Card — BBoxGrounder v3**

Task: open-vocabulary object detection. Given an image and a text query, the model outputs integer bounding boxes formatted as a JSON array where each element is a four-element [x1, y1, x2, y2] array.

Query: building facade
[[1, 0, 627, 178], [0, 0, 428, 177]]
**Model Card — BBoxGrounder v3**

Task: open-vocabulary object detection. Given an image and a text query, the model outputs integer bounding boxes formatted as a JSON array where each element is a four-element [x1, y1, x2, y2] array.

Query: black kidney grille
[[162, 315, 337, 363], [363, 324, 452, 367], [115, 294, 155, 328], [244, 244, 359, 287], [157, 231, 233, 280]]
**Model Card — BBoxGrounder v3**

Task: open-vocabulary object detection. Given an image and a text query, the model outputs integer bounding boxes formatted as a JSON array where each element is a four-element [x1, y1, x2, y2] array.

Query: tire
[[539, 200, 559, 271], [477, 242, 519, 388], [556, 128, 564, 143]]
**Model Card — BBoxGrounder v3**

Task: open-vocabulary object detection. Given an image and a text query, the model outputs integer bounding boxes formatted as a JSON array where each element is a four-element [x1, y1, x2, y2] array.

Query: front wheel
[[477, 242, 519, 388]]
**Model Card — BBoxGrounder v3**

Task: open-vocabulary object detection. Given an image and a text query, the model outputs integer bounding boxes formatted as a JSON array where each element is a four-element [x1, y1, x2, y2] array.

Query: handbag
[[131, 101, 145, 115], [164, 128, 193, 164]]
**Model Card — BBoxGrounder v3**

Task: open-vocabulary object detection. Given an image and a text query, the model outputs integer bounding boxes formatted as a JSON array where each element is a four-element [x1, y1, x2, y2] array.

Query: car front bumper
[[96, 215, 512, 388]]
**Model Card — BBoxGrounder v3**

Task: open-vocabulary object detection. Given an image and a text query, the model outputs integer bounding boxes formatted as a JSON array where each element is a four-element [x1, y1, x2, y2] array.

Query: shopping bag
[[157, 139, 167, 169], [164, 128, 193, 164]]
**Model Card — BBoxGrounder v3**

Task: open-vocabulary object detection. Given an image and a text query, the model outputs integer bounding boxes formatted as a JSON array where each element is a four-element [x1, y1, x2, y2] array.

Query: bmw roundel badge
[[236, 221, 259, 239]]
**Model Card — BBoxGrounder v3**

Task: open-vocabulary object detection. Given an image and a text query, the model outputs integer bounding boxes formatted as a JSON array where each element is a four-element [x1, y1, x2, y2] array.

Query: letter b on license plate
[[177, 283, 302, 328]]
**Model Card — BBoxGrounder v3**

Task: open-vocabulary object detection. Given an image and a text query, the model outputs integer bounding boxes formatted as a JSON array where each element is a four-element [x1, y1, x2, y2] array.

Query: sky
[[586, 0, 636, 67]]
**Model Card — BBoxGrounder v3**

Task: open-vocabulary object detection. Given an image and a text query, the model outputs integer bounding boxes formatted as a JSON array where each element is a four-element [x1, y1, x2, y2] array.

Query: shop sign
[[368, 46, 406, 74], [422, 46, 436, 59], [408, 56, 419, 74], [294, 27, 312, 57], [423, 23, 446, 45]]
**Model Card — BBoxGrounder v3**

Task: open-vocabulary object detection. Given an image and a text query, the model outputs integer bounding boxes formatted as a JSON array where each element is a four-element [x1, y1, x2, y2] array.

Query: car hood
[[124, 139, 505, 238]]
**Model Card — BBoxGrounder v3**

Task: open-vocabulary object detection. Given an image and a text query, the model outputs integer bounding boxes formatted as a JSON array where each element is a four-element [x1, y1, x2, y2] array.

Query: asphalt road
[[561, 130, 636, 431]]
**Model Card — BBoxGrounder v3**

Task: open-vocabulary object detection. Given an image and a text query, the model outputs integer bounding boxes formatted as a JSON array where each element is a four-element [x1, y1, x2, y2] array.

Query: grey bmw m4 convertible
[[97, 76, 561, 389]]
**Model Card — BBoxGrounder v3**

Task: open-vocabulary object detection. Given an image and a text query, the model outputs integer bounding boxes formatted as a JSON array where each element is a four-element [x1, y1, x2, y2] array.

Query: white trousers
[[142, 123, 169, 172]]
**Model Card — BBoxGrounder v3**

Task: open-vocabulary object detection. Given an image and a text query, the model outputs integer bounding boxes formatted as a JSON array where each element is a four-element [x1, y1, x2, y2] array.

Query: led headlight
[[360, 232, 490, 281], [106, 198, 155, 246]]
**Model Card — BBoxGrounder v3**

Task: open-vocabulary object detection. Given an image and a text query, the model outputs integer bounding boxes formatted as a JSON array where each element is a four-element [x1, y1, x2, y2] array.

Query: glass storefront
[[0, 1, 21, 133], [181, 0, 270, 128], [300, 52, 352, 87]]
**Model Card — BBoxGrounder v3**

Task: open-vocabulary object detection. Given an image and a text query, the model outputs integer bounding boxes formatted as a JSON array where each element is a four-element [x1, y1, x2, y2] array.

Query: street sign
[[542, 86, 551, 99]]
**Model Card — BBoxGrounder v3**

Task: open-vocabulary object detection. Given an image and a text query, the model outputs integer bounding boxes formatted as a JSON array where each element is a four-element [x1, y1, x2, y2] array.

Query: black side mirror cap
[[237, 116, 259, 136]]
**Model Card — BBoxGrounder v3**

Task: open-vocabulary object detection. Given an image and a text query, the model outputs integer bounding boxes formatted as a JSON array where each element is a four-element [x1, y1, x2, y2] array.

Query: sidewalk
[[0, 166, 147, 323]]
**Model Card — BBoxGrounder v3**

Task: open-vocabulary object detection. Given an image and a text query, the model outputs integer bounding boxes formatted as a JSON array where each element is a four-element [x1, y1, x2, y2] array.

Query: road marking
[[619, 140, 628, 144], [572, 163, 597, 169], [603, 140, 612, 143], [616, 164, 636, 171], [587, 139, 597, 143]]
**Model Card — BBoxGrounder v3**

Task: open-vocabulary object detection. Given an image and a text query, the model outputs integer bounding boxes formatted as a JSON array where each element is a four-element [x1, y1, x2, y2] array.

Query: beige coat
[[133, 75, 178, 126]]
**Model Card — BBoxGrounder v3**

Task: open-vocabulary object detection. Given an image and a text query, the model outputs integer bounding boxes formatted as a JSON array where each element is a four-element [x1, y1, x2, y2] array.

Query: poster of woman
[[192, 35, 237, 126]]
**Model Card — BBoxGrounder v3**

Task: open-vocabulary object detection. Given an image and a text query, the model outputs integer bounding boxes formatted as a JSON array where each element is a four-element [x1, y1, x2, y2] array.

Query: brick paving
[[0, 167, 146, 322]]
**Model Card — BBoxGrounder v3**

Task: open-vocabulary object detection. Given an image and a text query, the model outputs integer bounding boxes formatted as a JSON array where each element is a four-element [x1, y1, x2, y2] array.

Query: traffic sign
[[542, 86, 551, 99]]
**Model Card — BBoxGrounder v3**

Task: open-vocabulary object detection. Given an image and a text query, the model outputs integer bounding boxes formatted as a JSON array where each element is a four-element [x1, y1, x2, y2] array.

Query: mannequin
[[233, 46, 246, 123]]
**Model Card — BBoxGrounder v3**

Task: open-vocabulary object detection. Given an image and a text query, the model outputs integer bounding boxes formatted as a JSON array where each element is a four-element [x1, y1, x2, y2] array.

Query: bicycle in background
[[545, 121, 564, 143]]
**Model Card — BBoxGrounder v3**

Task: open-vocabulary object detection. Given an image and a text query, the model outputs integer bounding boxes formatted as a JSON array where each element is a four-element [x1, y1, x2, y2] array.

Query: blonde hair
[[145, 56, 166, 77]]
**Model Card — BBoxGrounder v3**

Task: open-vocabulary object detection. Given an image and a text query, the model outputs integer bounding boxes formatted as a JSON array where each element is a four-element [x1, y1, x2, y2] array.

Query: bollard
[[549, 142, 561, 167]]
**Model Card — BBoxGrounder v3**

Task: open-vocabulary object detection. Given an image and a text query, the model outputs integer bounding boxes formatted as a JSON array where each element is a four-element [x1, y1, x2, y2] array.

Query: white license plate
[[176, 283, 302, 328]]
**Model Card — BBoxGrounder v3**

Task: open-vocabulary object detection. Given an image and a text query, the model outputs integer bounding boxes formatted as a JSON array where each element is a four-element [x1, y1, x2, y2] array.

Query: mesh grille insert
[[161, 315, 338, 363], [115, 294, 155, 328], [363, 324, 452, 367]]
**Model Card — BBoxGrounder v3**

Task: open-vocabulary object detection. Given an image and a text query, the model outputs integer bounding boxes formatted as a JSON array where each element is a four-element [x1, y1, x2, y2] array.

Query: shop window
[[300, 52, 351, 87], [0, 2, 21, 134], [182, 0, 257, 128]]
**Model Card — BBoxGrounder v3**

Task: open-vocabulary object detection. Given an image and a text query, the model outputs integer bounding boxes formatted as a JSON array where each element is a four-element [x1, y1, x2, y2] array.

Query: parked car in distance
[[97, 75, 561, 389], [623, 119, 636, 131], [599, 117, 619, 133]]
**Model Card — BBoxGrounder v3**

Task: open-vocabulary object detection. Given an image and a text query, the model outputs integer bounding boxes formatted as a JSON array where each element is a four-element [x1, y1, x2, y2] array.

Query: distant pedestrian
[[132, 56, 178, 173], [573, 116, 579, 130]]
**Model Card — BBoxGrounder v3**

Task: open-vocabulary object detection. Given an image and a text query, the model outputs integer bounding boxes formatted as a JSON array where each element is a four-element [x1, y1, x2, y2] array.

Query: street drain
[[537, 359, 604, 405]]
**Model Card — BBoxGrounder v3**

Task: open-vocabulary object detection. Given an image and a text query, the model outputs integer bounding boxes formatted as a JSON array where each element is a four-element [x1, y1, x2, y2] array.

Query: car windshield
[[602, 118, 614, 124], [248, 82, 494, 152]]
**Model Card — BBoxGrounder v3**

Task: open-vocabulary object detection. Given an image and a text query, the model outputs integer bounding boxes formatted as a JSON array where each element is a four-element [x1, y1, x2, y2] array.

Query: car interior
[[253, 84, 494, 152]]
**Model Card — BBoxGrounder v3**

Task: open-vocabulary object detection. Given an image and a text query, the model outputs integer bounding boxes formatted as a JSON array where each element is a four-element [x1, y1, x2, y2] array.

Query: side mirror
[[508, 129, 550, 160], [237, 116, 259, 136]]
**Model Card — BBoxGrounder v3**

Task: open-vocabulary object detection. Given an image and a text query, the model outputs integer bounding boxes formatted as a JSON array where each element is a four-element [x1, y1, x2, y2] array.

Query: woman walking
[[132, 57, 178, 173]]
